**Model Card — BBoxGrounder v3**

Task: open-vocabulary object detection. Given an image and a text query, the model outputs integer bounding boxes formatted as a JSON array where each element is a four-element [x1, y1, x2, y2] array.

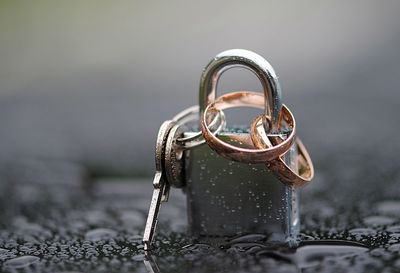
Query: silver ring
[[172, 105, 226, 149]]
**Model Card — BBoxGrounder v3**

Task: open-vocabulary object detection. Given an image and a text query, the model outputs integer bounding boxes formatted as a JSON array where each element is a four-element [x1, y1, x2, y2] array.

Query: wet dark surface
[[0, 148, 400, 273]]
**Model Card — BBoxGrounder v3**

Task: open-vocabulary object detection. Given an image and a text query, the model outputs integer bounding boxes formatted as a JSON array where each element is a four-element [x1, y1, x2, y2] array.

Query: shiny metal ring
[[172, 105, 226, 149], [201, 91, 296, 163], [251, 114, 314, 187], [199, 49, 282, 132]]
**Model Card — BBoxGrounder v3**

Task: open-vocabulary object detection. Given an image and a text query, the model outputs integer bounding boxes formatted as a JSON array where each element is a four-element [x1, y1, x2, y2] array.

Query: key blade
[[143, 186, 164, 251], [161, 183, 170, 202], [152, 171, 163, 188], [143, 254, 161, 273]]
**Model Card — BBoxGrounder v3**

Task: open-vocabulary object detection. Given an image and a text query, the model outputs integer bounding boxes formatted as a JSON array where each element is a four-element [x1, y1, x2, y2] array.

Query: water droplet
[[376, 201, 400, 216], [363, 215, 395, 226], [4, 256, 40, 269], [389, 233, 400, 240], [131, 254, 145, 261], [388, 243, 400, 253], [349, 228, 377, 236], [120, 211, 144, 227], [387, 225, 400, 233], [229, 234, 267, 243], [85, 228, 117, 242], [295, 243, 367, 269]]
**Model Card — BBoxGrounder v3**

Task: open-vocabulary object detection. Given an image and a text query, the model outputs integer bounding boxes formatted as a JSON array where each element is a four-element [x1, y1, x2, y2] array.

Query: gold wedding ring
[[251, 114, 314, 187], [200, 91, 296, 164]]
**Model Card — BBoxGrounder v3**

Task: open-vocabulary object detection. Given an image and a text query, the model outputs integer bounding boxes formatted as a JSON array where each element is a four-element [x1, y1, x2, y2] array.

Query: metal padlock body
[[184, 132, 299, 244], [185, 49, 300, 245]]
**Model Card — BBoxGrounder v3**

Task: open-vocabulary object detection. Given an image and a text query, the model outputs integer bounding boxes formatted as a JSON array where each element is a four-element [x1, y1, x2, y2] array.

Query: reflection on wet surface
[[0, 151, 400, 272]]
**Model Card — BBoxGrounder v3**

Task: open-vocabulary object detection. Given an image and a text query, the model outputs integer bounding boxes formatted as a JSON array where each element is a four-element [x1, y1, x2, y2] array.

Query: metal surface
[[172, 105, 226, 149], [190, 50, 299, 244], [143, 107, 226, 250], [164, 124, 185, 188], [201, 92, 296, 163], [143, 120, 176, 250], [251, 114, 314, 187], [185, 131, 299, 244], [199, 49, 282, 132]]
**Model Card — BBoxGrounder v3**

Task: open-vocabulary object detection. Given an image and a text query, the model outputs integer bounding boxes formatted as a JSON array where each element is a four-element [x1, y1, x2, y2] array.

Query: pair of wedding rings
[[197, 49, 314, 187]]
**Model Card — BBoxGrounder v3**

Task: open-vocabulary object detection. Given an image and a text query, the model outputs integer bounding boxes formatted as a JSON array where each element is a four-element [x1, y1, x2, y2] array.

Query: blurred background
[[1, 0, 399, 177]]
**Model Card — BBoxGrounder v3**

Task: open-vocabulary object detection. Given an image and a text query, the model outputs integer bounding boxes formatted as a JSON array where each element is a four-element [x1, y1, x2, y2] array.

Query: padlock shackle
[[199, 49, 282, 132]]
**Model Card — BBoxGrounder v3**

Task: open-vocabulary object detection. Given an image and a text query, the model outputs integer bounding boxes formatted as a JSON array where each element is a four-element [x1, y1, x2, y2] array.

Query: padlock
[[184, 49, 300, 245]]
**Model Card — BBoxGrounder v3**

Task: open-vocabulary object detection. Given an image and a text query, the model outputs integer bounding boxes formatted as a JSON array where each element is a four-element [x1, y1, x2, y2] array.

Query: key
[[164, 123, 185, 189], [143, 120, 176, 251], [143, 254, 161, 273], [143, 110, 225, 250]]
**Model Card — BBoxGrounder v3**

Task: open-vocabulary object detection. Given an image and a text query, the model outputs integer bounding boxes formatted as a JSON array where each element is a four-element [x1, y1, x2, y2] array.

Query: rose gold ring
[[200, 91, 296, 163], [251, 114, 314, 187]]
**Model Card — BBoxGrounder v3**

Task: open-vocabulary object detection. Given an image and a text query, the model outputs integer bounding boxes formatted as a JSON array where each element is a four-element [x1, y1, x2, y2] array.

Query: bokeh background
[[1, 0, 399, 176]]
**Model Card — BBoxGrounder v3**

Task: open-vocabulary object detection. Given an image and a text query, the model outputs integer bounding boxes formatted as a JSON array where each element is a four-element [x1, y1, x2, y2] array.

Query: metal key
[[143, 120, 176, 250], [143, 108, 226, 250], [164, 123, 185, 188], [143, 254, 161, 273]]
